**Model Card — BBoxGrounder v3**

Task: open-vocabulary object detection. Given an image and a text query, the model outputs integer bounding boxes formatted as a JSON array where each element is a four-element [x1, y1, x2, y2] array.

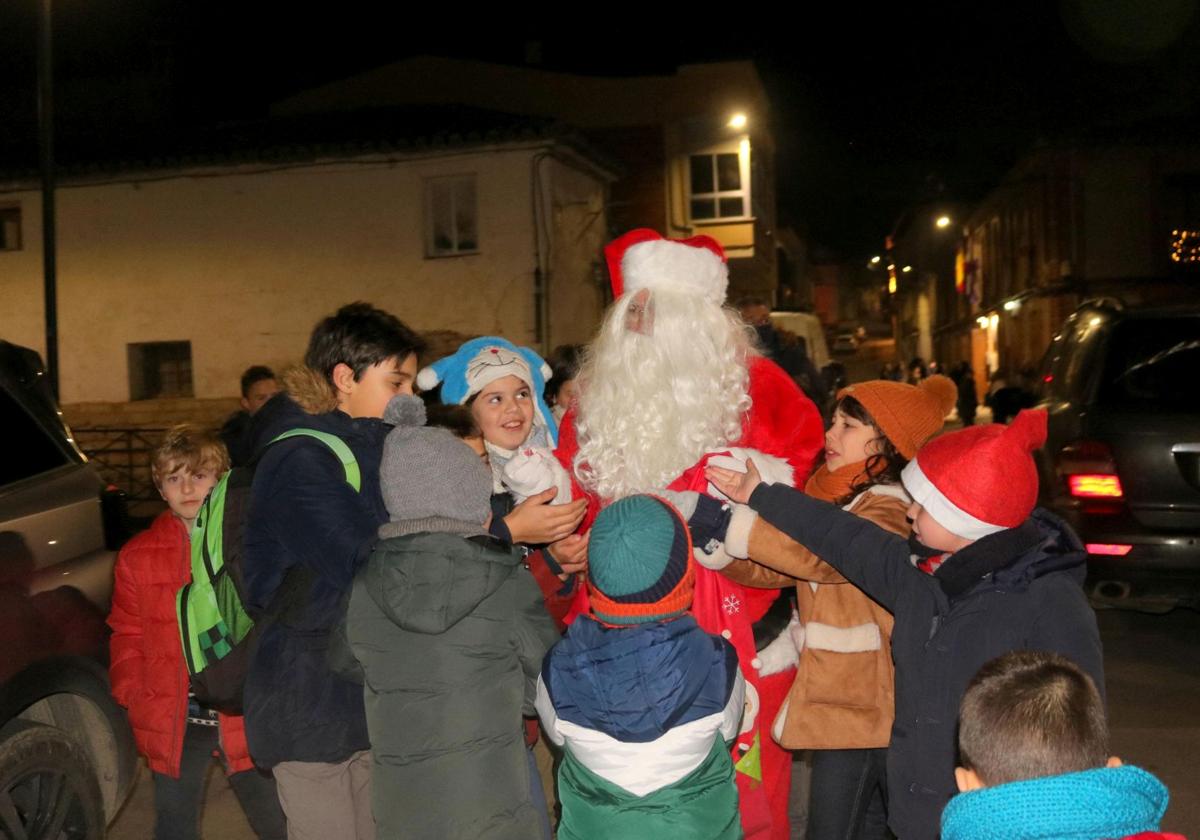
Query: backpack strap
[[268, 429, 361, 492]]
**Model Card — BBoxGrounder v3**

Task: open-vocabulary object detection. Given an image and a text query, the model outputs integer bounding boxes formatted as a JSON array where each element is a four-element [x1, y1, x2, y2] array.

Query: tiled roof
[[0, 105, 620, 184]]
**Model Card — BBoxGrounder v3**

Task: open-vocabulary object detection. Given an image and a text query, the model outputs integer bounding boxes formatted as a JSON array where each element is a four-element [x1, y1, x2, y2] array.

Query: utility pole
[[38, 0, 59, 398]]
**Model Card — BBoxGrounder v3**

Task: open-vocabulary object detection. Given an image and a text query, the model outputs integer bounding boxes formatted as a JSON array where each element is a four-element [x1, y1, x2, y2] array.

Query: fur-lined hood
[[282, 365, 339, 415]]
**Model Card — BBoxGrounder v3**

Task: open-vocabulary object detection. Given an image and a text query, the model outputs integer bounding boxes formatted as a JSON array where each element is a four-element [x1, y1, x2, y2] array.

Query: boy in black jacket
[[242, 303, 425, 840], [705, 409, 1103, 840]]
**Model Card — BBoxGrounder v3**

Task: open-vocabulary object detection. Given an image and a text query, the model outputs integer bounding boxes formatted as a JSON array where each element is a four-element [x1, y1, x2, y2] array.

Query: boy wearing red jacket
[[108, 425, 285, 840]]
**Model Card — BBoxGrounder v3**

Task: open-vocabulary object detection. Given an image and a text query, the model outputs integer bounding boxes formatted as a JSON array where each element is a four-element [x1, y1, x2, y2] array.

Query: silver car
[[0, 340, 137, 837]]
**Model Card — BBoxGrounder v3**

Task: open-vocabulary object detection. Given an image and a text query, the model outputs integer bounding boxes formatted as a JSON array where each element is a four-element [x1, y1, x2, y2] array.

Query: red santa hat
[[900, 409, 1048, 540], [604, 228, 728, 305]]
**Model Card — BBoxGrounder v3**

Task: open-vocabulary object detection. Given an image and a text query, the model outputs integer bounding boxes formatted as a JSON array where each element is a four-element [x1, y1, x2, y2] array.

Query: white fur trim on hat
[[622, 238, 729, 305], [901, 459, 1005, 541]]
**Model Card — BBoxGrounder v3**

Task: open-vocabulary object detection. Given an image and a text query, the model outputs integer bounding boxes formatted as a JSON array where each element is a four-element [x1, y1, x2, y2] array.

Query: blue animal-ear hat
[[416, 336, 559, 446]]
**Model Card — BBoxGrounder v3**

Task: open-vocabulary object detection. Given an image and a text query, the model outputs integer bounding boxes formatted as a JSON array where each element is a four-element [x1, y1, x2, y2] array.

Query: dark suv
[[0, 340, 137, 837], [1035, 301, 1200, 612]]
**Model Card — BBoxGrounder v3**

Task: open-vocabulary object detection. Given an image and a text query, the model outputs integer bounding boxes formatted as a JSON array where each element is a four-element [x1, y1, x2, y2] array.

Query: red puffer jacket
[[108, 511, 254, 777]]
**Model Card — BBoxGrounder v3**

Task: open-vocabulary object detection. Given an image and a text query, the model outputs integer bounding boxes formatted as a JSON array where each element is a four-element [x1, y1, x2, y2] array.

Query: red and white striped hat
[[900, 409, 1048, 540]]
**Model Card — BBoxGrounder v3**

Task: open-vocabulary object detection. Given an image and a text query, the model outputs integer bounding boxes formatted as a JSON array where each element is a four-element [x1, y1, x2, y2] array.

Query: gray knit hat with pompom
[[378, 395, 492, 538]]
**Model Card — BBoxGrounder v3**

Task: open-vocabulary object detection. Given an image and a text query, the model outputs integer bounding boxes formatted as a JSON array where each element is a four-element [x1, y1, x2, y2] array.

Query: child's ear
[[955, 767, 985, 792], [1106, 756, 1123, 768], [332, 362, 357, 396]]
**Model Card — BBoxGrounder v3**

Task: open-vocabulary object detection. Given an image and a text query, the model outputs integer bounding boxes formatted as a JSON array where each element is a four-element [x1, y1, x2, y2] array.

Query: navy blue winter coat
[[241, 371, 390, 768], [747, 484, 1104, 840]]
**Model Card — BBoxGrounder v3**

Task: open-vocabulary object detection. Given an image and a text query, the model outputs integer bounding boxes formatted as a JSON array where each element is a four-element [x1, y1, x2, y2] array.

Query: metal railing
[[72, 426, 166, 510]]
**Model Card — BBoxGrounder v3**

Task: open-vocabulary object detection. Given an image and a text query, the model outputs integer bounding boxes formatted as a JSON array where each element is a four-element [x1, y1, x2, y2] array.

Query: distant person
[[738, 296, 827, 411], [942, 651, 1185, 840], [987, 367, 1037, 424], [953, 361, 978, 427], [907, 357, 928, 385], [220, 366, 281, 466], [108, 425, 287, 840]]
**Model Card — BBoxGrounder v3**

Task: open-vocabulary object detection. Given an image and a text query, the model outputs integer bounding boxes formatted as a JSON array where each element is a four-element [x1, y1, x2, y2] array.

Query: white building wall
[[0, 146, 600, 405]]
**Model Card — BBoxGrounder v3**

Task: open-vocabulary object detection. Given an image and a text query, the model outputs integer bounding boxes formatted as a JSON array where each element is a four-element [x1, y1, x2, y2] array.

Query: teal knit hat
[[588, 495, 695, 626]]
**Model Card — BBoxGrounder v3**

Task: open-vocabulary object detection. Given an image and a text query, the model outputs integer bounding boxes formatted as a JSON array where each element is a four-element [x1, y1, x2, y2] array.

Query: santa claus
[[556, 228, 825, 840]]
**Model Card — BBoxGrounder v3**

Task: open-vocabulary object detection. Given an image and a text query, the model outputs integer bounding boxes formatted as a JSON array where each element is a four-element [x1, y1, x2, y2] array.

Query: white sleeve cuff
[[694, 543, 733, 571], [725, 504, 758, 559]]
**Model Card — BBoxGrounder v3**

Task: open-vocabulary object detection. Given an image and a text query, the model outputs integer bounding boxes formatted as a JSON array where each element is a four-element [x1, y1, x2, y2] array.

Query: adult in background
[[738, 296, 828, 414], [220, 365, 280, 466], [952, 361, 978, 427], [556, 229, 825, 840]]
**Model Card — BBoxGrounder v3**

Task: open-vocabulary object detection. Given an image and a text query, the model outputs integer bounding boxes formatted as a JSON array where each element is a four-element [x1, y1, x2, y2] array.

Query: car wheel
[[0, 720, 104, 840]]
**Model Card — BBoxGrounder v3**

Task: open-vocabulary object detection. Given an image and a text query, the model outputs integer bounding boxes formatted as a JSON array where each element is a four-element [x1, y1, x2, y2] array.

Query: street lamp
[[935, 215, 951, 229], [728, 113, 747, 129]]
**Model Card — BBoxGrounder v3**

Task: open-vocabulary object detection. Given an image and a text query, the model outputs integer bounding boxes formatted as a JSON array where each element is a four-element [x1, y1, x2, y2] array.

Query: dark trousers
[[806, 747, 889, 840], [152, 723, 287, 840]]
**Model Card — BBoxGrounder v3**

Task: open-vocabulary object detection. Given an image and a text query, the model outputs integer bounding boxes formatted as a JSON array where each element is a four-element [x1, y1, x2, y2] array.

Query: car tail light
[[1086, 543, 1132, 556], [1057, 440, 1124, 502], [1067, 474, 1124, 498]]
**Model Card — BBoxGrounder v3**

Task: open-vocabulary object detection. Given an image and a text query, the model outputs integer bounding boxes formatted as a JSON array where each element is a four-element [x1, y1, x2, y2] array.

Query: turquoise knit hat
[[588, 495, 694, 626]]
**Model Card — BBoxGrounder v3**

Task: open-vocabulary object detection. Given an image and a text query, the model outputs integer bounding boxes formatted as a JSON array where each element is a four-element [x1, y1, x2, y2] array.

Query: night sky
[[2, 1, 1198, 257]]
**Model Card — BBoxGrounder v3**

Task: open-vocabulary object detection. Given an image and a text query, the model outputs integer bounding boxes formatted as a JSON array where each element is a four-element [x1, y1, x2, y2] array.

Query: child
[[347, 395, 559, 839], [699, 375, 955, 840], [535, 494, 746, 840], [108, 425, 286, 840], [241, 301, 425, 839], [705, 409, 1104, 840], [942, 651, 1185, 840], [545, 343, 584, 422], [419, 336, 574, 506]]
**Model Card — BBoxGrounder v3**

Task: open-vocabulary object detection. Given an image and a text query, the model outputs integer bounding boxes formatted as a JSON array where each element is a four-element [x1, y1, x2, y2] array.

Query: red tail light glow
[[1086, 543, 1132, 556], [1068, 474, 1124, 498], [1057, 441, 1124, 503]]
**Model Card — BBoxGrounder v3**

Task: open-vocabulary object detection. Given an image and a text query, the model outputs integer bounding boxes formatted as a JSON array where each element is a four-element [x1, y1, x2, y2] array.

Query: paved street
[[107, 607, 1200, 838], [1101, 606, 1200, 835]]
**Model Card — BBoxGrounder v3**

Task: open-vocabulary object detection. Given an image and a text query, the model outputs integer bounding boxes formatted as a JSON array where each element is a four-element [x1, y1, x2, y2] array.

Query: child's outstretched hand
[[705, 457, 763, 504]]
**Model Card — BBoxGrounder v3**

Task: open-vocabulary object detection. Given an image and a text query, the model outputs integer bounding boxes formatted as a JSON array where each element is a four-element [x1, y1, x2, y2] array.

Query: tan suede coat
[[721, 487, 911, 750]]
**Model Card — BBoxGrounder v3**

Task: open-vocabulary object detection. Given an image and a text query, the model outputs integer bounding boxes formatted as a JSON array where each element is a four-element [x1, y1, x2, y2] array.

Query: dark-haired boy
[[942, 651, 1184, 840], [220, 365, 280, 466], [242, 302, 425, 840]]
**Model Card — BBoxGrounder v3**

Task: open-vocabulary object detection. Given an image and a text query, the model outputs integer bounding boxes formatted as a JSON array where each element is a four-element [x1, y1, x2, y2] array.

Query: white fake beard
[[573, 291, 753, 500]]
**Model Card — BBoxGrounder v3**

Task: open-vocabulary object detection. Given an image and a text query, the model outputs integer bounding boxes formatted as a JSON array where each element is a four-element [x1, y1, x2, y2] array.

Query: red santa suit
[[556, 229, 826, 840]]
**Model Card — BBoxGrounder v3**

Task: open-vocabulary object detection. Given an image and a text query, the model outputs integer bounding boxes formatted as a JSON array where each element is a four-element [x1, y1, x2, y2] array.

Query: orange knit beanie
[[837, 374, 957, 459]]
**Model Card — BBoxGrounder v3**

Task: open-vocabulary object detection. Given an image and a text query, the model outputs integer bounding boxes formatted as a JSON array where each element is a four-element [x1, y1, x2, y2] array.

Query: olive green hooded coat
[[348, 528, 559, 839]]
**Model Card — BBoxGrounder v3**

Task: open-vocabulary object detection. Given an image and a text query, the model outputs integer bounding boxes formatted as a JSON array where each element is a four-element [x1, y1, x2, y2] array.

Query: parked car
[[1034, 301, 1200, 612], [0, 340, 137, 836], [832, 332, 859, 354]]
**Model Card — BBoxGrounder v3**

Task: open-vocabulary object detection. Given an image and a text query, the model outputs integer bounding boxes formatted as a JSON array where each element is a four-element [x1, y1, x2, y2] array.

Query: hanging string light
[[1170, 229, 1200, 264]]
